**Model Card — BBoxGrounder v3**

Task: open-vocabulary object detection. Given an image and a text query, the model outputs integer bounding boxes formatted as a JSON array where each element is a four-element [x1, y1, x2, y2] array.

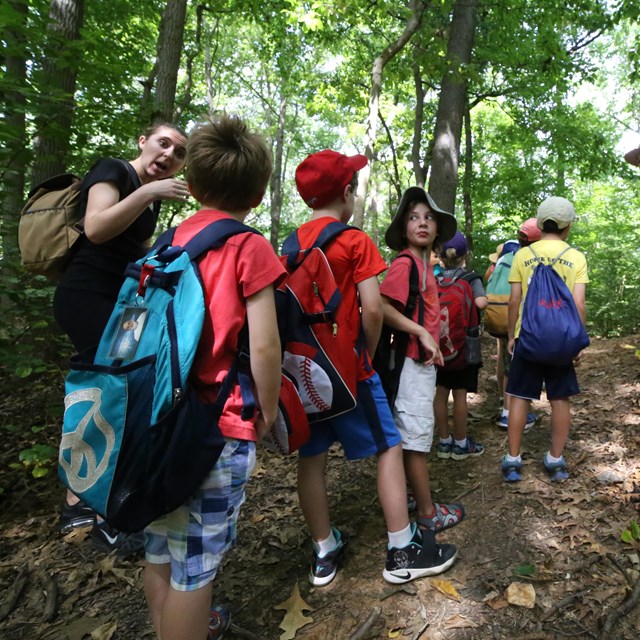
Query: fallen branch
[[34, 569, 57, 622], [229, 622, 261, 640], [411, 620, 429, 640], [600, 572, 640, 639], [453, 482, 481, 502], [0, 566, 29, 622], [606, 553, 634, 588], [541, 589, 590, 621], [349, 606, 382, 640]]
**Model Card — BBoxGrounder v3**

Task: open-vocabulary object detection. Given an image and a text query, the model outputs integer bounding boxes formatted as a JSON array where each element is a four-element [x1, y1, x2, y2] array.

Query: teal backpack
[[59, 219, 259, 532]]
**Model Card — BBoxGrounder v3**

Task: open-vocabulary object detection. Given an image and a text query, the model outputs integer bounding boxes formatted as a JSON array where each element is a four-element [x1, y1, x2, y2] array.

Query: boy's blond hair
[[186, 114, 272, 211]]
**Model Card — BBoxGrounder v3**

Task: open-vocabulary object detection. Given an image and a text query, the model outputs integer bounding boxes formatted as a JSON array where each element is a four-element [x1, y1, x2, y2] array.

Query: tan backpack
[[18, 173, 84, 279]]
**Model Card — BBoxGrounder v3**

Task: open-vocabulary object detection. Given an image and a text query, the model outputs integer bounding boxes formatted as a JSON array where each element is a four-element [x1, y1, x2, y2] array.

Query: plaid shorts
[[144, 438, 256, 591]]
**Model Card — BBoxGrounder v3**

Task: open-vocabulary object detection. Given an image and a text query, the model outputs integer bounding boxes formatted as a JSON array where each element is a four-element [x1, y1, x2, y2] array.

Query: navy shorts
[[298, 372, 401, 460], [506, 341, 580, 400], [436, 364, 479, 392]]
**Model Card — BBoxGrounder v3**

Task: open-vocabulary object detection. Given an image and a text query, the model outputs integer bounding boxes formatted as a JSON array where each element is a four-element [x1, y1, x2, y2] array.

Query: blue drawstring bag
[[517, 246, 589, 365]]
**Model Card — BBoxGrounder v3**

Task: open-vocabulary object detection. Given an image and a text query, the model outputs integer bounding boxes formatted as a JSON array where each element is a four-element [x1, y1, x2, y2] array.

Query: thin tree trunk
[[1, 0, 29, 264], [353, 0, 426, 228], [427, 0, 478, 214], [462, 101, 474, 263], [152, 0, 188, 123], [269, 97, 287, 250], [411, 50, 426, 187], [31, 0, 85, 187]]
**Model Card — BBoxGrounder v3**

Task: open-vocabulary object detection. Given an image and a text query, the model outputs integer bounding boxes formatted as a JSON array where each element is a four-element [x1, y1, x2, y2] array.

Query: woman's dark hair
[[142, 122, 188, 140]]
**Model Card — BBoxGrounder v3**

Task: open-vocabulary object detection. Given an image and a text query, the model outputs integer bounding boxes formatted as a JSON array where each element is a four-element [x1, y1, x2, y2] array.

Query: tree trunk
[[353, 0, 426, 228], [411, 50, 426, 188], [427, 0, 478, 215], [31, 0, 85, 187], [269, 97, 287, 250], [1, 0, 29, 264], [462, 101, 474, 263], [152, 0, 188, 123]]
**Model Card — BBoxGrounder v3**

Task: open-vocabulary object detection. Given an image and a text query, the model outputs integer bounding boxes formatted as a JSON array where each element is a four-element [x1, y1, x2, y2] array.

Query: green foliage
[[512, 563, 536, 577], [18, 443, 58, 478], [620, 520, 640, 544]]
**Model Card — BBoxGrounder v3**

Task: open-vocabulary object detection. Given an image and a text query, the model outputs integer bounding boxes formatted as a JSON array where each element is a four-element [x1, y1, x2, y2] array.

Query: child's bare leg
[[507, 396, 529, 456], [451, 389, 468, 441], [403, 450, 433, 519], [434, 386, 450, 439], [144, 562, 171, 637], [160, 582, 212, 640], [297, 452, 331, 541], [549, 398, 571, 458], [496, 339, 505, 396], [377, 444, 410, 533]]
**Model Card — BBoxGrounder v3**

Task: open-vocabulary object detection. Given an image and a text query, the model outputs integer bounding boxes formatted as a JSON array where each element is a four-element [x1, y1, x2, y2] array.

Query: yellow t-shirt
[[509, 239, 589, 337]]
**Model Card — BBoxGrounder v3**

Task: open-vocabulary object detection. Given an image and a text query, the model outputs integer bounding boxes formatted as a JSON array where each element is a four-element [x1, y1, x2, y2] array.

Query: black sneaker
[[91, 520, 145, 558], [59, 499, 96, 534], [383, 525, 457, 584], [309, 528, 349, 586]]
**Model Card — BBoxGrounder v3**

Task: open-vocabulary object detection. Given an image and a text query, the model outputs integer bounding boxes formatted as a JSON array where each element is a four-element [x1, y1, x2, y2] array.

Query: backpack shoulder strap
[[282, 221, 356, 270], [549, 246, 572, 266], [184, 219, 260, 262]]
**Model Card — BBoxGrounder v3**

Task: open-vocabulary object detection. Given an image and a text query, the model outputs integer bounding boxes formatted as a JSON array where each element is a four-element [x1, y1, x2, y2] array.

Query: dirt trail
[[1, 336, 639, 639]]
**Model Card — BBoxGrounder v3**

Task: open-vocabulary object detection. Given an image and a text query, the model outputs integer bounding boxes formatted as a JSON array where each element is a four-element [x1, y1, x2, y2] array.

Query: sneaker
[[501, 455, 522, 482], [383, 525, 457, 584], [543, 456, 569, 482], [451, 437, 484, 460], [91, 520, 145, 558], [208, 605, 231, 639], [59, 499, 96, 534], [524, 412, 538, 431], [418, 502, 465, 532], [309, 528, 348, 586], [496, 413, 537, 432], [436, 440, 453, 459]]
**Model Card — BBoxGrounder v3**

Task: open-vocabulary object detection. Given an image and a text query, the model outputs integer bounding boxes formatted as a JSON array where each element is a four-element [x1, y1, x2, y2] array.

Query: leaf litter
[[0, 336, 639, 638]]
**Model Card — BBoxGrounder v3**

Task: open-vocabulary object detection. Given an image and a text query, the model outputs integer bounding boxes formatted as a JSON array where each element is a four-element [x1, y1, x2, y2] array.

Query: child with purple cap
[[434, 231, 487, 460]]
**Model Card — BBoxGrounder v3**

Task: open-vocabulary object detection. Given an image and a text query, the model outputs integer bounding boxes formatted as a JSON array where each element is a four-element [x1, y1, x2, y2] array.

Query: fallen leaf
[[90, 621, 117, 640], [63, 527, 91, 544], [442, 614, 478, 629], [389, 629, 401, 638], [505, 582, 536, 608], [430, 577, 460, 601], [274, 582, 314, 640]]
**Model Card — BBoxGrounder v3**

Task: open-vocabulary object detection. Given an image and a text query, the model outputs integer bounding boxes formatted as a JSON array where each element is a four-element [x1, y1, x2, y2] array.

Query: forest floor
[[0, 336, 639, 640]]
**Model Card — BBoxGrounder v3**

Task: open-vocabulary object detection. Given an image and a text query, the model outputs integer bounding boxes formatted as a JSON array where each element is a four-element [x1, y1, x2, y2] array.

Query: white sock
[[505, 453, 521, 463], [314, 528, 338, 557], [455, 438, 467, 448], [388, 523, 413, 549], [440, 436, 453, 445], [545, 451, 563, 464], [501, 409, 509, 418]]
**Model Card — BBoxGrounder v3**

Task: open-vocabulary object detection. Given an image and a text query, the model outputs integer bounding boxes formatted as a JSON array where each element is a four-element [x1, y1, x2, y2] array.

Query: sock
[[501, 409, 509, 418], [505, 453, 521, 463], [388, 523, 413, 549], [440, 436, 453, 445], [455, 438, 467, 448], [545, 451, 563, 464], [313, 528, 338, 558]]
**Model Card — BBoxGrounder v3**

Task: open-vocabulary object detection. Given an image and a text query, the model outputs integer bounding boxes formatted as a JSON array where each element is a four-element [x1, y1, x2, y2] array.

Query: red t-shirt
[[173, 210, 286, 441], [379, 249, 440, 360], [294, 216, 387, 380]]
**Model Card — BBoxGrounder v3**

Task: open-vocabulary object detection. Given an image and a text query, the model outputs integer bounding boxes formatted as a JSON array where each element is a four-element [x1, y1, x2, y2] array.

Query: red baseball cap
[[518, 217, 542, 245], [295, 150, 368, 208]]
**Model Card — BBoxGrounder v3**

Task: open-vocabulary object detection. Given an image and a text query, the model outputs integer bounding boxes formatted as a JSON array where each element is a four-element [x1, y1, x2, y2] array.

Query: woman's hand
[[141, 178, 190, 202]]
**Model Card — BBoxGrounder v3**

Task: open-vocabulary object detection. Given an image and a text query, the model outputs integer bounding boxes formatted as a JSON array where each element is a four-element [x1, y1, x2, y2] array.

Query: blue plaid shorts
[[144, 438, 256, 591]]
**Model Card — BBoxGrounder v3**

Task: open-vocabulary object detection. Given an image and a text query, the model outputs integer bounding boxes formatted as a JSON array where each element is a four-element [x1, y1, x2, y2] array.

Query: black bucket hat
[[384, 186, 457, 251]]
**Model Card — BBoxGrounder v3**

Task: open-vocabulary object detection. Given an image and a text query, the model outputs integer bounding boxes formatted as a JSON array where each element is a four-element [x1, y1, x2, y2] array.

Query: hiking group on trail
[[44, 114, 590, 639]]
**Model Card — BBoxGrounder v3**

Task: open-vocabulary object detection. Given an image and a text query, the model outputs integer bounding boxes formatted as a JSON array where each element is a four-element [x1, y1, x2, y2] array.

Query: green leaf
[[14, 365, 33, 378], [630, 521, 640, 541], [621, 529, 634, 544], [32, 466, 51, 478], [512, 563, 536, 576]]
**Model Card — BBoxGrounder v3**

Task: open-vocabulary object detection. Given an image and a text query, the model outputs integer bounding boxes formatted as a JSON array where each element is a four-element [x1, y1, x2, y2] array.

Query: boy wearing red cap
[[293, 150, 457, 586]]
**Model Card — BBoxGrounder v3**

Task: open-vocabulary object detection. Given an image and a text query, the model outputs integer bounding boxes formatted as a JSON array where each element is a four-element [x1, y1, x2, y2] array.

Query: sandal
[[418, 502, 465, 532]]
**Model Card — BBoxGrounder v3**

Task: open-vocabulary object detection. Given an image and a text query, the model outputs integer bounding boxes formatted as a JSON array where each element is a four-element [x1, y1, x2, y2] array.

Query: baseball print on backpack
[[517, 246, 589, 365], [278, 220, 359, 422]]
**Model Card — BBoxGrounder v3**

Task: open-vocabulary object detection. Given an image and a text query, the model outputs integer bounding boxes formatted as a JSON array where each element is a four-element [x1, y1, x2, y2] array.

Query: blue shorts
[[144, 438, 255, 591], [298, 372, 401, 460], [506, 341, 580, 401]]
